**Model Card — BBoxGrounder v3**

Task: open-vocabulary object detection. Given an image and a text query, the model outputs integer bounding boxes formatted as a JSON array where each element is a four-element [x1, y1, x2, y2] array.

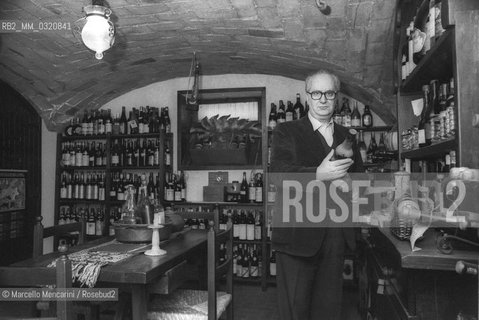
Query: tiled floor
[[0, 284, 361, 319], [233, 283, 361, 320]]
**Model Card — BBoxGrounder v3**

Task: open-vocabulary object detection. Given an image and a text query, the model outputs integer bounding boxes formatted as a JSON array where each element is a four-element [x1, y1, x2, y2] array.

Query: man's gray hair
[[305, 70, 341, 92]]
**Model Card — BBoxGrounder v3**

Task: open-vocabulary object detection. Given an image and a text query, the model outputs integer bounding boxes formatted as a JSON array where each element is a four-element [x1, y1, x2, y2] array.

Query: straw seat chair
[[147, 219, 233, 320], [0, 245, 73, 320]]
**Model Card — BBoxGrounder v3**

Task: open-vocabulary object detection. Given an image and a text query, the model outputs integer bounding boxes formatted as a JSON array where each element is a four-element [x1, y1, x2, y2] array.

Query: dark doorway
[[0, 80, 42, 265]]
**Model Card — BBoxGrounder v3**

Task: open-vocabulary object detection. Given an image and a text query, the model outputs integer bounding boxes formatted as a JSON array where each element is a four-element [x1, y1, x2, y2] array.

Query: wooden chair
[[33, 216, 85, 258], [0, 245, 72, 320], [32, 216, 97, 320], [147, 219, 234, 320]]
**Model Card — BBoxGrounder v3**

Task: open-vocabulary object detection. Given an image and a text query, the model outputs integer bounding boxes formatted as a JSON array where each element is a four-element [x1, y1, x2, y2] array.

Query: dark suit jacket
[[270, 116, 363, 257]]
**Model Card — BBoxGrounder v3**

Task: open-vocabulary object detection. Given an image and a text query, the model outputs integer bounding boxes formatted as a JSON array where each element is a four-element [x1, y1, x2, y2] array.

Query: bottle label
[[60, 187, 67, 199], [239, 224, 247, 240], [111, 155, 119, 165], [248, 187, 256, 201], [255, 225, 262, 240], [269, 120, 277, 129], [166, 189, 174, 201], [129, 120, 138, 129], [270, 263, 276, 276], [246, 225, 255, 241], [255, 187, 263, 202], [267, 191, 276, 203], [233, 224, 239, 239], [285, 112, 293, 122], [250, 265, 258, 277], [351, 118, 361, 127], [99, 188, 105, 201], [174, 190, 182, 201], [86, 222, 96, 236], [363, 115, 372, 126], [96, 221, 103, 236]]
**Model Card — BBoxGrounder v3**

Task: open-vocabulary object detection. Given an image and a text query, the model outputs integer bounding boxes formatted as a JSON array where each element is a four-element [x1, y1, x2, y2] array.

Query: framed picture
[[177, 87, 265, 170], [0, 170, 26, 213]]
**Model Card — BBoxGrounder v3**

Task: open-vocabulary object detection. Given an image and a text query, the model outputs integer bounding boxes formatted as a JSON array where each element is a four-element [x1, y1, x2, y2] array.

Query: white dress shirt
[[308, 113, 334, 147]]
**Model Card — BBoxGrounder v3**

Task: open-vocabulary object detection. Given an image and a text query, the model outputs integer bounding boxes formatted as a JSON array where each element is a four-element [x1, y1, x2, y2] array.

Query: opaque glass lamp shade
[[81, 5, 115, 59]]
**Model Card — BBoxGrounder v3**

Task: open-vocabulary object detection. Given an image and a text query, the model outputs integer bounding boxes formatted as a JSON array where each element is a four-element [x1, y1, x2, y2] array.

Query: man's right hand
[[315, 150, 353, 181]]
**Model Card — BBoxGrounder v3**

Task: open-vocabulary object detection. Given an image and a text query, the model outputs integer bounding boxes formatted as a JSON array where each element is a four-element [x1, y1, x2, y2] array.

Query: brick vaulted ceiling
[[0, 0, 397, 131]]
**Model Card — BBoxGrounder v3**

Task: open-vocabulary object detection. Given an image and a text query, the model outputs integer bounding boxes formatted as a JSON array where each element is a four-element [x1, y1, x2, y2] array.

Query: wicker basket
[[390, 196, 420, 241]]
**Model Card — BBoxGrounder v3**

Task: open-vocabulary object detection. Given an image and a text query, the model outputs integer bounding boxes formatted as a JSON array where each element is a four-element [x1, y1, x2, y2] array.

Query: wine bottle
[[240, 172, 248, 203], [438, 83, 448, 140], [285, 101, 294, 122], [174, 175, 182, 202], [351, 101, 361, 127], [255, 173, 263, 203], [277, 100, 286, 123], [239, 210, 247, 240], [86, 208, 96, 236], [358, 131, 367, 163], [246, 211, 255, 241], [362, 105, 373, 127], [120, 107, 127, 135], [95, 208, 104, 236], [164, 107, 171, 133], [333, 100, 342, 125], [268, 103, 277, 130], [248, 175, 256, 202], [341, 98, 351, 127], [269, 250, 277, 277], [254, 212, 262, 240], [293, 93, 304, 119], [333, 129, 356, 159], [446, 78, 455, 137], [367, 134, 376, 163], [377, 133, 387, 154], [418, 85, 429, 147]]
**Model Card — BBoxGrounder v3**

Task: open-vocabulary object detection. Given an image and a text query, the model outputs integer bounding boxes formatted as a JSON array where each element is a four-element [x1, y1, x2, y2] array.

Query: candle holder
[[144, 225, 167, 256]]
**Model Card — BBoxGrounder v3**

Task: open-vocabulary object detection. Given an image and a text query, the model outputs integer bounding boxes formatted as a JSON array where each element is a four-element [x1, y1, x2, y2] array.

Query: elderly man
[[270, 69, 363, 320]]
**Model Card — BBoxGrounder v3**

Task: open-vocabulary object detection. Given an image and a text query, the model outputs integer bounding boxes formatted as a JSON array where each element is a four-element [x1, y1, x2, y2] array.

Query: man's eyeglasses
[[306, 90, 337, 101]]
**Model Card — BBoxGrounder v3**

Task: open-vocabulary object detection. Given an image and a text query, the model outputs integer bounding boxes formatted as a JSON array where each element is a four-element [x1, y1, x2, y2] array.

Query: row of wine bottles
[[268, 93, 308, 129], [357, 131, 396, 164], [59, 170, 187, 203], [60, 171, 106, 200], [236, 172, 264, 203], [58, 205, 106, 236], [233, 243, 263, 279], [60, 137, 171, 168], [332, 98, 373, 128], [220, 208, 263, 241], [111, 138, 171, 167], [402, 0, 445, 79], [65, 106, 171, 136]]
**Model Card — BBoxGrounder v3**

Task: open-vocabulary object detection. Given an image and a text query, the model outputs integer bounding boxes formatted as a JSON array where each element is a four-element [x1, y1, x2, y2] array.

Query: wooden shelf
[[401, 29, 454, 93], [60, 166, 107, 171], [233, 239, 263, 245], [110, 132, 172, 139], [61, 135, 108, 141], [233, 276, 262, 283], [170, 201, 264, 207], [180, 165, 263, 170], [110, 166, 161, 170], [349, 126, 393, 132], [268, 126, 393, 133], [59, 199, 106, 204], [401, 138, 456, 159]]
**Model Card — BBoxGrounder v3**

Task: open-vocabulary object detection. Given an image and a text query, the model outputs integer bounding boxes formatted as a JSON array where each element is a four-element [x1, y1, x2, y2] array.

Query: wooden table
[[13, 229, 208, 320], [363, 227, 479, 319]]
